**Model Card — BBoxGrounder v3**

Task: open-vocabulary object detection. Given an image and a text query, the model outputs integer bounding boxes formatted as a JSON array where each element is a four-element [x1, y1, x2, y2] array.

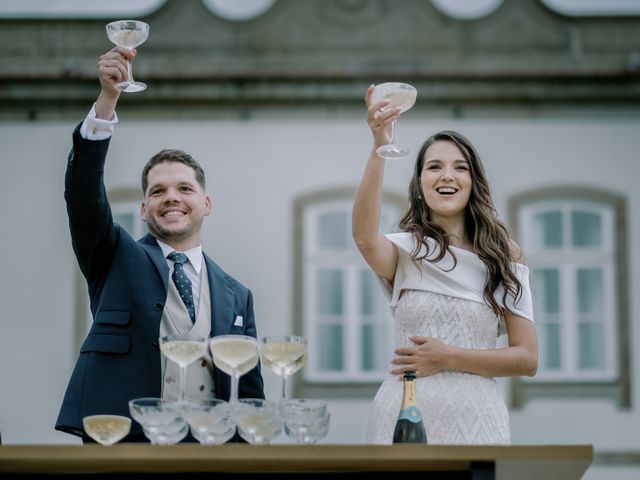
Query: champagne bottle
[[393, 370, 427, 443]]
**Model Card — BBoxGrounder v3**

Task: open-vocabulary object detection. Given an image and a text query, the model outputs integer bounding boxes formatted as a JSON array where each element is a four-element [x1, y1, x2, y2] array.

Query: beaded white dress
[[366, 233, 534, 445]]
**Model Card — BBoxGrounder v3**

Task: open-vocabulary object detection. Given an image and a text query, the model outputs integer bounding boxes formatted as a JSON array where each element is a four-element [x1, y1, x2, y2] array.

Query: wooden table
[[0, 444, 593, 479]]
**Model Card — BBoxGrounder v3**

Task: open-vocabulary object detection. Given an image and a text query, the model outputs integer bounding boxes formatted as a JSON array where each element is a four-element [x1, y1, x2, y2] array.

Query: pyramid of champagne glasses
[[117, 332, 332, 445]]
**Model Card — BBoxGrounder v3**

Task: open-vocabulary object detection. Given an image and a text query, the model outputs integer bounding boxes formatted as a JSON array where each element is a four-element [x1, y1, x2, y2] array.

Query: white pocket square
[[233, 315, 243, 327]]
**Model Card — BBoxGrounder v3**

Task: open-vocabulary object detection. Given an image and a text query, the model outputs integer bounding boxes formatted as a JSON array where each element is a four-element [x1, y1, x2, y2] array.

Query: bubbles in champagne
[[188, 414, 222, 429], [238, 414, 271, 433], [372, 82, 417, 113], [382, 90, 417, 113], [108, 28, 149, 48], [235, 402, 283, 445], [261, 342, 307, 376], [160, 340, 206, 367], [210, 338, 259, 376], [83, 415, 131, 446]]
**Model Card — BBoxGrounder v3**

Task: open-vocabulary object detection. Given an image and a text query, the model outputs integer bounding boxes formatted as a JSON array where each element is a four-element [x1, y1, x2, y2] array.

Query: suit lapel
[[205, 254, 234, 336], [138, 234, 169, 291]]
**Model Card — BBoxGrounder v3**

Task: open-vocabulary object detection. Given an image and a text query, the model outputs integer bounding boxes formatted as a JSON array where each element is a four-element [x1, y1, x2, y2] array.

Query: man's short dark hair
[[141, 149, 206, 195]]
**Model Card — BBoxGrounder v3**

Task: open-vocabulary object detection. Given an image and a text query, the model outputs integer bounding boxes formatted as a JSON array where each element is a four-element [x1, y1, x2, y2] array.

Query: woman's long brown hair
[[398, 130, 522, 316]]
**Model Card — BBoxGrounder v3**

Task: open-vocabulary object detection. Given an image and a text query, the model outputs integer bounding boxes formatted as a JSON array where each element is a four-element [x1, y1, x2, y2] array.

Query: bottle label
[[397, 405, 423, 424]]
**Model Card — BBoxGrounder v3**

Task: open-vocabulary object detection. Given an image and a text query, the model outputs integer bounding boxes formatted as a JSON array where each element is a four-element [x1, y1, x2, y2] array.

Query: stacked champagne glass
[[279, 398, 330, 445], [84, 329, 328, 445], [258, 335, 330, 445], [128, 397, 189, 445]]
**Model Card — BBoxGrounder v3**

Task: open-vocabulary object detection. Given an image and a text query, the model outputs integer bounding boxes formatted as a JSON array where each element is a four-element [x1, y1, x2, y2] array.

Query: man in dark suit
[[56, 47, 264, 441]]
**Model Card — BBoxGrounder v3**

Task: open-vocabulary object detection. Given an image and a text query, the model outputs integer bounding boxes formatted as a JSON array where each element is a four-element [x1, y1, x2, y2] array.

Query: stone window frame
[[508, 187, 630, 409], [292, 188, 405, 399]]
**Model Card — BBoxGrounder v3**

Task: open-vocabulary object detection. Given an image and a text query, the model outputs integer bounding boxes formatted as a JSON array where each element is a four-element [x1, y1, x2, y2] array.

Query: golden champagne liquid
[[160, 340, 206, 367], [382, 90, 417, 112], [108, 29, 148, 48], [261, 342, 307, 376], [210, 338, 259, 376], [83, 415, 131, 446]]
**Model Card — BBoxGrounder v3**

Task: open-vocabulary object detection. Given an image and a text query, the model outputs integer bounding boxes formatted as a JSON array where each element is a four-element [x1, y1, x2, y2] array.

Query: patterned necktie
[[167, 251, 196, 324]]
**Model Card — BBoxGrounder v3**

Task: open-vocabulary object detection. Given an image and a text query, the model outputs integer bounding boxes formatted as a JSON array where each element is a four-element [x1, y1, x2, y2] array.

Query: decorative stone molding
[[0, 0, 639, 119]]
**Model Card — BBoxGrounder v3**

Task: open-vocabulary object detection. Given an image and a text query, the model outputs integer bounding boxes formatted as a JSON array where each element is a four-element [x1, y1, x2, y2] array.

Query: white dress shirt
[[80, 104, 118, 140]]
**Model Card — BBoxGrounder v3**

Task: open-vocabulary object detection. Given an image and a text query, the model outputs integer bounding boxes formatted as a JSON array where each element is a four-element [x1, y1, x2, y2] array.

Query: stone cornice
[[1, 0, 639, 118]]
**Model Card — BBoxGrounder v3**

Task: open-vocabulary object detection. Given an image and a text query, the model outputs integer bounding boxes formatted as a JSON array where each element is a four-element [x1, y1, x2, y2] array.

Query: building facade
[[0, 1, 638, 478]]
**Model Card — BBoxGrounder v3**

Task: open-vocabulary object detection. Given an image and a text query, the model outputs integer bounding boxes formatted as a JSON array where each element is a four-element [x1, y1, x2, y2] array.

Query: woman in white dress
[[353, 85, 538, 445]]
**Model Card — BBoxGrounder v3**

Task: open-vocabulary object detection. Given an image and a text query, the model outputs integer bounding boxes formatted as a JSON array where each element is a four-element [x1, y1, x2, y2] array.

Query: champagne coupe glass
[[279, 399, 330, 445], [260, 335, 307, 400], [106, 20, 149, 93], [209, 334, 259, 404], [128, 398, 188, 445], [159, 334, 207, 403], [182, 399, 236, 445], [371, 82, 417, 159], [82, 414, 131, 446], [235, 398, 282, 445]]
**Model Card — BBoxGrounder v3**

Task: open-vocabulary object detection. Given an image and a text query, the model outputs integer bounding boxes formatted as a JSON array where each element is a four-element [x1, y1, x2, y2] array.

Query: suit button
[[199, 385, 205, 391], [155, 303, 163, 311], [166, 377, 175, 384], [151, 341, 159, 350], [200, 360, 206, 367]]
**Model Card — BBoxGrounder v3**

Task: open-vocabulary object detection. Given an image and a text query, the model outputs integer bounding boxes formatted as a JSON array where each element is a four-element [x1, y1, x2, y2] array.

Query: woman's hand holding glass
[[367, 86, 400, 150], [367, 82, 417, 159]]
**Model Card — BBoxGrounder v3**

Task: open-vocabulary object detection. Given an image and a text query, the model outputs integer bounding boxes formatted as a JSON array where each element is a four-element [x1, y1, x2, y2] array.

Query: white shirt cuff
[[79, 104, 118, 140]]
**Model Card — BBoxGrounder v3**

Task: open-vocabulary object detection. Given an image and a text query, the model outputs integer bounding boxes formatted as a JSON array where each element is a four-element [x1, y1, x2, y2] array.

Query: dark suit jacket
[[56, 124, 264, 438]]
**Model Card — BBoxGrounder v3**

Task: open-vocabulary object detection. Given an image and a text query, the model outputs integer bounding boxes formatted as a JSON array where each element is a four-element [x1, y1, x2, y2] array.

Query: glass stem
[[230, 371, 239, 403], [390, 120, 397, 145], [280, 375, 287, 400], [127, 59, 133, 83], [179, 365, 187, 402]]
